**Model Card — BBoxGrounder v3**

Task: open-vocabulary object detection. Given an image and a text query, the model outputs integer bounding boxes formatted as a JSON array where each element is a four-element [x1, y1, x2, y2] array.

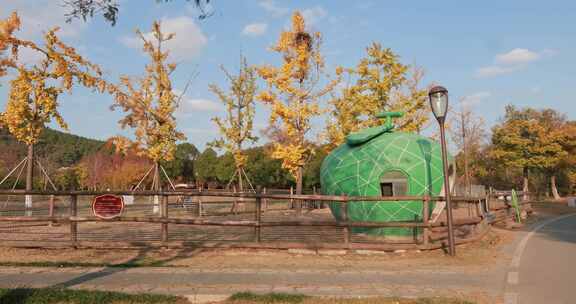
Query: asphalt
[[508, 213, 576, 304], [0, 266, 503, 299]]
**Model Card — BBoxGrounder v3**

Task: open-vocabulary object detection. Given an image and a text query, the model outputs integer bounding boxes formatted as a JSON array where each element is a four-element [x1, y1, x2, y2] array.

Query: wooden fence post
[[340, 198, 350, 246], [484, 193, 490, 216], [255, 186, 262, 243], [290, 186, 294, 209], [49, 195, 55, 226], [70, 194, 77, 248], [313, 186, 318, 209], [161, 194, 168, 245], [197, 187, 203, 218], [232, 185, 238, 214], [262, 187, 268, 211], [422, 196, 430, 247]]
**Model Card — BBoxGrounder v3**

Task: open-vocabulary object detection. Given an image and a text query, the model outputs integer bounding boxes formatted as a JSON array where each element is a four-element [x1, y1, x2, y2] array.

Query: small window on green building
[[380, 183, 394, 196], [380, 171, 408, 196]]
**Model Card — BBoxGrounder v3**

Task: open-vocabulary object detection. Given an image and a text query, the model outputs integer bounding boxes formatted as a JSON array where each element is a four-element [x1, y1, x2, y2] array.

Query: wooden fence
[[0, 189, 529, 251]]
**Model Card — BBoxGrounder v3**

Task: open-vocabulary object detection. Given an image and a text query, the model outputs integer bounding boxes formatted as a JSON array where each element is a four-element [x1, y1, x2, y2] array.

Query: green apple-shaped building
[[320, 112, 454, 237]]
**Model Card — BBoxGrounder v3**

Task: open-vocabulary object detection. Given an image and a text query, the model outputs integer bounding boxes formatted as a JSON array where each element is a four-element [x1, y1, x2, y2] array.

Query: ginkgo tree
[[108, 21, 186, 200], [325, 43, 428, 150], [0, 12, 107, 208], [208, 55, 258, 193], [257, 11, 339, 202]]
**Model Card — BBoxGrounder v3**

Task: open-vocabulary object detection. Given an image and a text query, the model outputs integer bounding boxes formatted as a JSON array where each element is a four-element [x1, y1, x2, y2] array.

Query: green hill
[[0, 128, 104, 168]]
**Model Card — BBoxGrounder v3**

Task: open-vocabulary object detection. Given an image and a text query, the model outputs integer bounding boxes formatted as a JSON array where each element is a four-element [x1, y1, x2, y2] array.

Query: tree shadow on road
[[47, 243, 205, 290]]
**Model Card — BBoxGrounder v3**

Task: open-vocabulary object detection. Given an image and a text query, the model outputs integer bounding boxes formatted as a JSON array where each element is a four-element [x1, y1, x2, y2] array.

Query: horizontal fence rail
[[0, 189, 530, 251]]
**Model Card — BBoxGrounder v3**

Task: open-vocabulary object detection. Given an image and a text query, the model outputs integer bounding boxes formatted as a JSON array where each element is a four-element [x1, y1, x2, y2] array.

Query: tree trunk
[[522, 167, 529, 201], [462, 113, 471, 196], [25, 144, 34, 210], [296, 166, 303, 194], [545, 175, 550, 198], [551, 175, 561, 200], [231, 167, 243, 214], [464, 152, 471, 196], [153, 162, 160, 214], [296, 166, 303, 215], [238, 167, 244, 192]]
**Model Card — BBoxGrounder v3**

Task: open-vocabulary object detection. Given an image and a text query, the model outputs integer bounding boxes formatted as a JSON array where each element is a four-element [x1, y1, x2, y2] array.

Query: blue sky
[[1, 0, 575, 151]]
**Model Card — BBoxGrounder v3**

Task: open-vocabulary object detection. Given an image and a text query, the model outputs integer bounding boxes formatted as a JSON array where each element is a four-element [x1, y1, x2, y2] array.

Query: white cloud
[[301, 6, 327, 27], [1, 0, 85, 40], [181, 98, 222, 112], [475, 65, 519, 78], [174, 90, 222, 113], [1, 0, 88, 66], [461, 91, 491, 106], [120, 16, 207, 62], [242, 23, 268, 36], [258, 0, 289, 17], [475, 48, 559, 78], [495, 48, 540, 65]]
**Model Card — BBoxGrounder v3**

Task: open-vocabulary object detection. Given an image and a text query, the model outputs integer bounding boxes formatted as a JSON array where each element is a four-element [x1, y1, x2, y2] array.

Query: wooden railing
[[0, 190, 526, 251]]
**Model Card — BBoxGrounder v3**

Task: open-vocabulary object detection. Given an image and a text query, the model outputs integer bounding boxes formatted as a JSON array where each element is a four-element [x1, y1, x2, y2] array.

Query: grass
[[0, 289, 476, 304], [0, 288, 186, 304], [229, 292, 310, 303], [226, 292, 475, 304], [0, 261, 164, 268]]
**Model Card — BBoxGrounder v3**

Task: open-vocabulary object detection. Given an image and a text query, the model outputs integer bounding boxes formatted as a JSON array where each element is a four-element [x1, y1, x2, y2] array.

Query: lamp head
[[428, 85, 449, 122]]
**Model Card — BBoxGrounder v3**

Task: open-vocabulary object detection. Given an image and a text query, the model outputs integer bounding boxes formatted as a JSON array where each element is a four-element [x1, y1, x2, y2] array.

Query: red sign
[[92, 194, 124, 219]]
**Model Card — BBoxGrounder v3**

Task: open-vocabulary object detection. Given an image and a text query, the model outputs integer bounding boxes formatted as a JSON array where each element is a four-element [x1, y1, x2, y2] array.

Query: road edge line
[[510, 213, 576, 268]]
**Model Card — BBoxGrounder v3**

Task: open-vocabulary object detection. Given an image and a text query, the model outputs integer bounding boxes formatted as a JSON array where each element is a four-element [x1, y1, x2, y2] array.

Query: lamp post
[[428, 85, 456, 256]]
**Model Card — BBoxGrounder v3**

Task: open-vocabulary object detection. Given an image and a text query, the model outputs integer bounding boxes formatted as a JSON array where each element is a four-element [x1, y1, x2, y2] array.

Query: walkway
[[0, 265, 503, 301]]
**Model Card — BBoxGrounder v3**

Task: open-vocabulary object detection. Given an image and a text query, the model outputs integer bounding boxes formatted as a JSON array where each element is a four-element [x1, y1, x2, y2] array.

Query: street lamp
[[428, 85, 456, 256]]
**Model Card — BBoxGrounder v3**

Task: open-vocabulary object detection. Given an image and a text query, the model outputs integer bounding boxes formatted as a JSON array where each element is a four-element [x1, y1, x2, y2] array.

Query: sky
[[1, 0, 575, 151]]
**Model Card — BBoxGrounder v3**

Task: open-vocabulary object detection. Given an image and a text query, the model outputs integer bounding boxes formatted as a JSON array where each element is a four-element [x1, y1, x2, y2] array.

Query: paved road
[[2, 213, 576, 303], [0, 266, 501, 299], [506, 213, 576, 304]]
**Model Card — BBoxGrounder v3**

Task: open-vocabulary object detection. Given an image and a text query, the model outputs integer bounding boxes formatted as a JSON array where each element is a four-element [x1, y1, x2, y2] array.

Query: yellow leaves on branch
[[0, 12, 21, 78], [108, 21, 185, 163], [3, 69, 64, 144], [325, 42, 429, 149], [271, 143, 307, 175], [0, 12, 106, 145], [209, 56, 258, 169], [257, 11, 340, 178]]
